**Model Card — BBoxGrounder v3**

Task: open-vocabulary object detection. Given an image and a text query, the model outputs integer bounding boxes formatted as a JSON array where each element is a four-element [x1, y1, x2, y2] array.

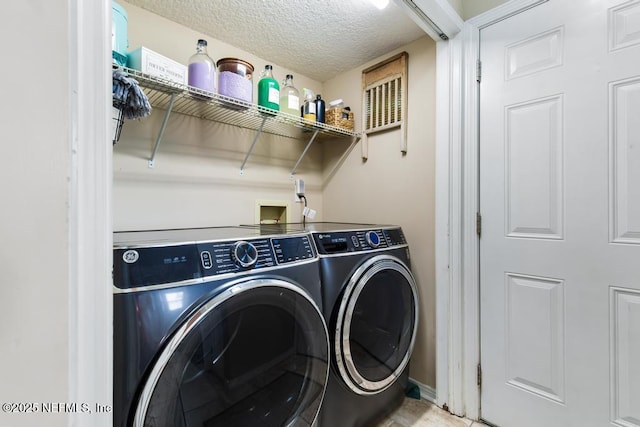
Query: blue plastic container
[[112, 1, 128, 66]]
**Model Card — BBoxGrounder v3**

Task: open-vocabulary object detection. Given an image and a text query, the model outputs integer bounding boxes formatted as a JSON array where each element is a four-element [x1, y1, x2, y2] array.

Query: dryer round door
[[134, 278, 329, 427], [335, 254, 419, 395]]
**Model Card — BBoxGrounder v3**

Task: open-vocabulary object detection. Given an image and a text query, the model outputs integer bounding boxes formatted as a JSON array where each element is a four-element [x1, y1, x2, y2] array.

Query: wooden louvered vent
[[361, 52, 408, 159]]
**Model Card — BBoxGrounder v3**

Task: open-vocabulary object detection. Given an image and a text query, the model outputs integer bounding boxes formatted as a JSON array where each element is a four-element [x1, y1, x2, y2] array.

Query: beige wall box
[[255, 200, 292, 225], [127, 47, 187, 85]]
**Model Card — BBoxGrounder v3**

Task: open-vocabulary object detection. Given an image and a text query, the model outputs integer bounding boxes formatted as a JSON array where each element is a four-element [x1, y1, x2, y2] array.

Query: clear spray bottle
[[301, 88, 316, 121]]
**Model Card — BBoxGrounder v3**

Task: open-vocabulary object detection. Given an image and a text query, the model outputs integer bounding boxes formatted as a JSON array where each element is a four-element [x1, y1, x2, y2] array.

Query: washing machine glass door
[[335, 255, 418, 395], [134, 278, 329, 427]]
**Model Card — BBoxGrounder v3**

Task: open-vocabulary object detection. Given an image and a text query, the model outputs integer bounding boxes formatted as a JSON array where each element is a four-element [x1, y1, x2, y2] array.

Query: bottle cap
[[302, 88, 314, 100], [265, 64, 273, 70], [197, 39, 207, 46], [286, 74, 293, 79], [316, 94, 322, 100]]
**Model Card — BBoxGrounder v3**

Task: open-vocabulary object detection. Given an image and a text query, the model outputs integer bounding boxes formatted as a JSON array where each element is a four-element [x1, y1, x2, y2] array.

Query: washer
[[113, 227, 329, 426], [307, 223, 419, 427]]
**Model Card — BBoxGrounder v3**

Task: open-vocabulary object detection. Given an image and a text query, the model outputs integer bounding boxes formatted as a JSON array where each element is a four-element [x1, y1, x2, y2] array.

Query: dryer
[[307, 223, 419, 427], [113, 227, 329, 426]]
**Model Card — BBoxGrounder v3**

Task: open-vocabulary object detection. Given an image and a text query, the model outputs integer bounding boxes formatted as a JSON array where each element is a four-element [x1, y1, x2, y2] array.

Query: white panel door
[[479, 1, 640, 426]]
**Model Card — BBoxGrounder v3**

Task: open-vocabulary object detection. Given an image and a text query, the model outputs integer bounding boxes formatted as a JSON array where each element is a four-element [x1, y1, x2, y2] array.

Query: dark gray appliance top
[[114, 226, 308, 249], [303, 222, 395, 233], [241, 222, 396, 234]]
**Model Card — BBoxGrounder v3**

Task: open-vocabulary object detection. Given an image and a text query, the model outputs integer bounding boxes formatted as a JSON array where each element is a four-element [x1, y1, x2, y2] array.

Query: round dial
[[365, 231, 381, 248], [231, 241, 258, 269]]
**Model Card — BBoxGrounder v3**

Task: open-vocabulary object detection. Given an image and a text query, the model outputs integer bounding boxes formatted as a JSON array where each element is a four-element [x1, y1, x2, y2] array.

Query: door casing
[[434, 0, 550, 420], [68, 0, 113, 426]]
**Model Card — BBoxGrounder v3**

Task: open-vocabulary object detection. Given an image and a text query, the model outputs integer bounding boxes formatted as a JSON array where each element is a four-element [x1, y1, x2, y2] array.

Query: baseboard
[[409, 377, 437, 404]]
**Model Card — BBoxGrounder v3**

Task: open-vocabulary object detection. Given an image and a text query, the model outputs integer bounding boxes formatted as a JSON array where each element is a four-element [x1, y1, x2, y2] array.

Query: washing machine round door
[[335, 254, 419, 395], [134, 279, 329, 426]]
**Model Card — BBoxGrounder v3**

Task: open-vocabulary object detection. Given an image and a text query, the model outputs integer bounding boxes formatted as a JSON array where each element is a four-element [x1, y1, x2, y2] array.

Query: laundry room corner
[[112, 2, 328, 231], [321, 35, 438, 392]]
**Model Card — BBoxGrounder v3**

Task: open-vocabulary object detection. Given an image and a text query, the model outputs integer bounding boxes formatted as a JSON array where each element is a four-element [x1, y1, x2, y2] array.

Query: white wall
[[0, 3, 71, 427], [115, 2, 327, 230], [322, 36, 437, 387]]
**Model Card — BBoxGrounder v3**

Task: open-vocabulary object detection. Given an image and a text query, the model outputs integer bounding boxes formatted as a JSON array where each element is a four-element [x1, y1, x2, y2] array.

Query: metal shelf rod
[[148, 93, 176, 168], [290, 129, 320, 176], [240, 117, 268, 173]]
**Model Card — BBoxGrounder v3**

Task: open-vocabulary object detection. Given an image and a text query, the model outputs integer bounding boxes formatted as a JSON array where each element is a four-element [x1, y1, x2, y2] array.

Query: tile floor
[[376, 397, 488, 427]]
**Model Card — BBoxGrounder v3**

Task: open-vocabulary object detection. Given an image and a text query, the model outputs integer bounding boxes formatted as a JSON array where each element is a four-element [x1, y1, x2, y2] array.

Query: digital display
[[320, 241, 348, 253], [314, 232, 351, 254], [384, 228, 406, 245], [272, 236, 314, 264]]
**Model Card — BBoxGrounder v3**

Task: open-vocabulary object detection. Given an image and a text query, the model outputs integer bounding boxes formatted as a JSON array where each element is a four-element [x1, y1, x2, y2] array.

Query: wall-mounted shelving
[[114, 66, 359, 174]]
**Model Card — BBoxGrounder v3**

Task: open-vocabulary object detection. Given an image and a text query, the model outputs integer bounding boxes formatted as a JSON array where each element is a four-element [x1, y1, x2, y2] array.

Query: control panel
[[198, 235, 315, 276], [313, 227, 407, 255], [198, 238, 275, 276], [113, 235, 317, 289]]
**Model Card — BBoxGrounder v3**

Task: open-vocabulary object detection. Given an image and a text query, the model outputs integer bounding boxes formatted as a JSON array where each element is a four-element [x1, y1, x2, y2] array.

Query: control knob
[[365, 231, 381, 248], [231, 241, 258, 269]]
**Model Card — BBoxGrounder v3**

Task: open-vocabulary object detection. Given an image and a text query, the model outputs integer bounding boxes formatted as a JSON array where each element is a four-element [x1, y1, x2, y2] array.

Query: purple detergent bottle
[[188, 39, 215, 95]]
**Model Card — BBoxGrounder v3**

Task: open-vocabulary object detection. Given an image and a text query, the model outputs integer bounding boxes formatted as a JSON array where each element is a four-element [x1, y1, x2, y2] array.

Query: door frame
[[68, 0, 112, 425], [435, 0, 549, 420]]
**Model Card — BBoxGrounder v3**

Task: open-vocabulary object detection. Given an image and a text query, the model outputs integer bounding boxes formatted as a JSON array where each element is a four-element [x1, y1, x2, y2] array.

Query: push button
[[200, 251, 213, 269], [365, 231, 381, 248]]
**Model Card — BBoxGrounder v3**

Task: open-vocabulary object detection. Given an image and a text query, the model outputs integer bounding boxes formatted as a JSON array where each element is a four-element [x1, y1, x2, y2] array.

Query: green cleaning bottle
[[258, 65, 280, 113]]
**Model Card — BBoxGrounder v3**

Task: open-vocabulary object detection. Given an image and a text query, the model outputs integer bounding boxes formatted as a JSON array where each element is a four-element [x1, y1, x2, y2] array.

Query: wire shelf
[[119, 66, 358, 141], [115, 66, 359, 172]]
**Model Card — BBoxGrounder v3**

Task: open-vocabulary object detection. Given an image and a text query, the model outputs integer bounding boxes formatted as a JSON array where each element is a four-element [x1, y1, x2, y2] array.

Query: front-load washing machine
[[113, 227, 329, 426], [307, 223, 419, 427]]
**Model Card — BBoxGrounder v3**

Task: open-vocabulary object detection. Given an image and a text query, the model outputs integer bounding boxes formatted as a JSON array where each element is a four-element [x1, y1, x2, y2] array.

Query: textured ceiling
[[124, 0, 427, 82]]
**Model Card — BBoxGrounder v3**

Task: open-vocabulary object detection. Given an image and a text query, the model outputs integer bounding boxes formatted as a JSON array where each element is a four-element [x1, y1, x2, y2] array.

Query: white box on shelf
[[127, 47, 187, 85]]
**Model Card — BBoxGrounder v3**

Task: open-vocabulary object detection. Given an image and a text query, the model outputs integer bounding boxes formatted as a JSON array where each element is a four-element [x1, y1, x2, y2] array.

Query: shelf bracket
[[148, 93, 176, 168], [240, 117, 268, 174], [290, 129, 320, 176]]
